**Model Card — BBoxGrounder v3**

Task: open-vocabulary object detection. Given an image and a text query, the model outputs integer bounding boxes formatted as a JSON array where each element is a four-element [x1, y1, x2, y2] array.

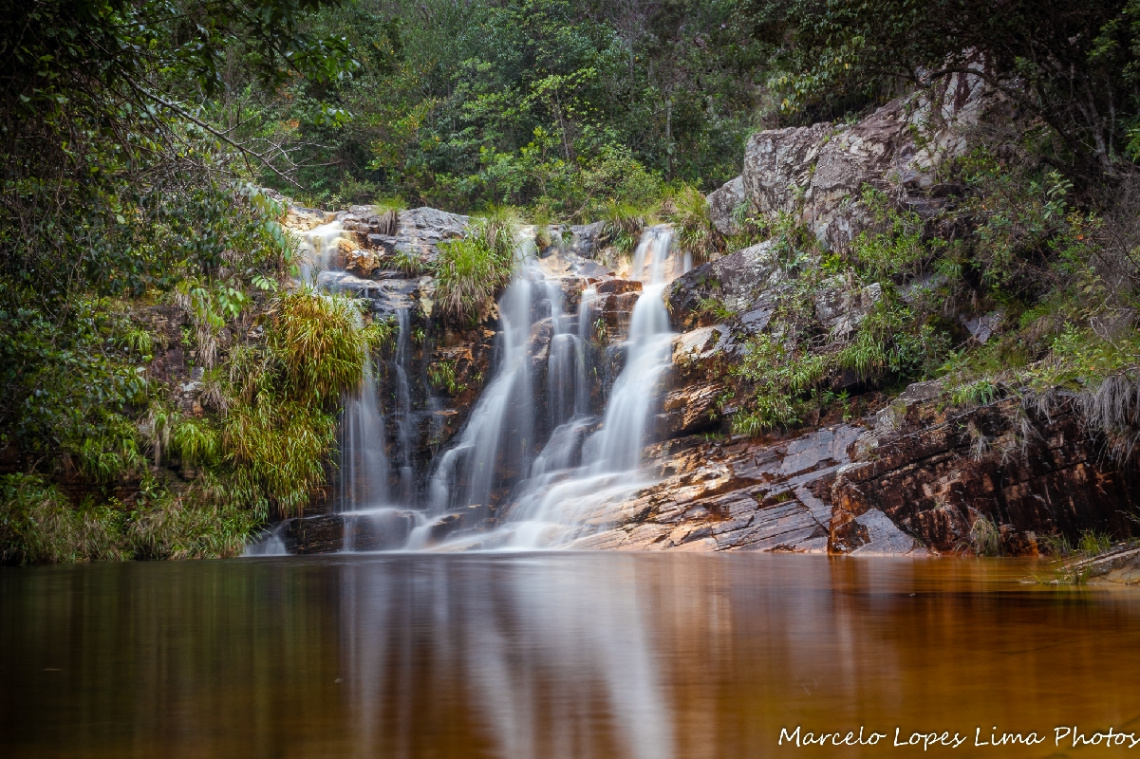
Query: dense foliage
[[223, 0, 770, 213], [0, 0, 363, 563], [8, 0, 1140, 562]]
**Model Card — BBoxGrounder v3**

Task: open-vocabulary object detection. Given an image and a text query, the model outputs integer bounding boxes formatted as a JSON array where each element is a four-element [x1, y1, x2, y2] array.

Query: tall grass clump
[[433, 211, 518, 323], [269, 288, 370, 405], [667, 184, 723, 264], [0, 474, 124, 564], [601, 200, 654, 256], [127, 489, 260, 560], [219, 287, 370, 517]]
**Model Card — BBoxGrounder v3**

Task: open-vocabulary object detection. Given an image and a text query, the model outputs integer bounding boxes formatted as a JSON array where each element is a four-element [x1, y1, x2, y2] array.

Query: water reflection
[[3, 555, 1140, 758]]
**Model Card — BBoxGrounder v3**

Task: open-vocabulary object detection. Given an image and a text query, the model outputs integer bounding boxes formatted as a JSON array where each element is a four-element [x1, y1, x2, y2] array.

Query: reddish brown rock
[[829, 394, 1140, 555]]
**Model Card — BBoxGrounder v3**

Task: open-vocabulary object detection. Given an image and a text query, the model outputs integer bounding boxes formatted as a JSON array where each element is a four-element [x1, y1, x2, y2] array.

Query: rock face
[[668, 241, 780, 331], [275, 510, 419, 553], [829, 393, 1140, 555], [742, 72, 990, 249], [339, 206, 471, 269], [706, 175, 745, 237], [557, 384, 1140, 556], [565, 425, 874, 553]]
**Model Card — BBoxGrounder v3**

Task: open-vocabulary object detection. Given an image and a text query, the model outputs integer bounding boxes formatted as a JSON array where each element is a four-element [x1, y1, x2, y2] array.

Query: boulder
[[668, 240, 779, 330], [345, 249, 382, 278], [568, 221, 605, 259], [706, 175, 746, 237], [339, 206, 470, 267]]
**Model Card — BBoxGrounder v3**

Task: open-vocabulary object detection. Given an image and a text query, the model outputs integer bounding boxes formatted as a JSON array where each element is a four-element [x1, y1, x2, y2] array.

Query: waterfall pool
[[2, 553, 1137, 757]]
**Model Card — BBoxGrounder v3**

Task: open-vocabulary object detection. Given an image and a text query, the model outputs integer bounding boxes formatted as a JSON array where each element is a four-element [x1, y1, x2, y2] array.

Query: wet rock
[[280, 514, 344, 554], [566, 424, 866, 553], [345, 510, 418, 551], [428, 513, 464, 543], [345, 249, 382, 278], [1068, 546, 1140, 585], [286, 205, 333, 231], [830, 509, 929, 555], [706, 175, 746, 237], [595, 279, 643, 296], [659, 382, 725, 438], [317, 271, 387, 298]]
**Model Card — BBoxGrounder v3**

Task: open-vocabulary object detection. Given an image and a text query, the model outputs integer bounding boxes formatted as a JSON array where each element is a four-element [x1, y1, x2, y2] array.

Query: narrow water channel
[[2, 555, 1138, 758]]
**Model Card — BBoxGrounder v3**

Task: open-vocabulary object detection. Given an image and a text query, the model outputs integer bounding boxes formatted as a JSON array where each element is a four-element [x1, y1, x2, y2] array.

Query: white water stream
[[248, 222, 683, 554]]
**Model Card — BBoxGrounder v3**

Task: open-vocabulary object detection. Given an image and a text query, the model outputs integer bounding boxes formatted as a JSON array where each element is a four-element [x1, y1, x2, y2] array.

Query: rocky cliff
[[273, 75, 1140, 557]]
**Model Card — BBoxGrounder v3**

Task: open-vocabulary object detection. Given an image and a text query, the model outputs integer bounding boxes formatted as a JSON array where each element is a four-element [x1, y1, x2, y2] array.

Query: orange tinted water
[[1, 554, 1138, 758]]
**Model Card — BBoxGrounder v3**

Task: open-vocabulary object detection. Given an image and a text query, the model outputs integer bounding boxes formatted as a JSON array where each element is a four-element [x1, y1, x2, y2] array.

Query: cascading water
[[392, 308, 415, 502], [421, 226, 678, 550], [295, 221, 345, 285], [338, 358, 390, 511], [296, 222, 394, 515], [499, 227, 676, 547], [423, 275, 537, 524], [251, 216, 681, 555]]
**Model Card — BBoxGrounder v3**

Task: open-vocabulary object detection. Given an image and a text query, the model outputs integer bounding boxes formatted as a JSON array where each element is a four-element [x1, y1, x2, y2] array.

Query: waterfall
[[295, 221, 345, 285], [423, 275, 537, 521], [254, 217, 681, 554], [500, 227, 676, 547], [422, 226, 678, 550], [393, 308, 415, 502], [338, 359, 390, 511], [294, 222, 394, 514]]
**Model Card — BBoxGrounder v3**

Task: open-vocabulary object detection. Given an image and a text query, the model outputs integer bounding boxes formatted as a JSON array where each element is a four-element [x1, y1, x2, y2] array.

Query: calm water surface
[[2, 554, 1139, 758]]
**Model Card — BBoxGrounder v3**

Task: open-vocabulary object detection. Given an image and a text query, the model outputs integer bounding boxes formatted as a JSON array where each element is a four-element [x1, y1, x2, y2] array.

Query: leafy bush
[[667, 184, 724, 264], [849, 187, 928, 277], [730, 334, 829, 433], [0, 475, 123, 565]]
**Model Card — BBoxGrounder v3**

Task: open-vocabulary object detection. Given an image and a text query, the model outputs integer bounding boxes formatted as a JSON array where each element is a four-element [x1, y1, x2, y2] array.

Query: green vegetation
[[9, 0, 1140, 562], [428, 359, 467, 396], [433, 212, 519, 323], [0, 0, 368, 564], [667, 184, 725, 264], [230, 0, 767, 212], [966, 515, 1003, 558]]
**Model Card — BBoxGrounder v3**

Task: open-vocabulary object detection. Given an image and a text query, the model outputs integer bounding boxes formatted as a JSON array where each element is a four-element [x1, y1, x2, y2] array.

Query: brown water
[[2, 554, 1139, 758]]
